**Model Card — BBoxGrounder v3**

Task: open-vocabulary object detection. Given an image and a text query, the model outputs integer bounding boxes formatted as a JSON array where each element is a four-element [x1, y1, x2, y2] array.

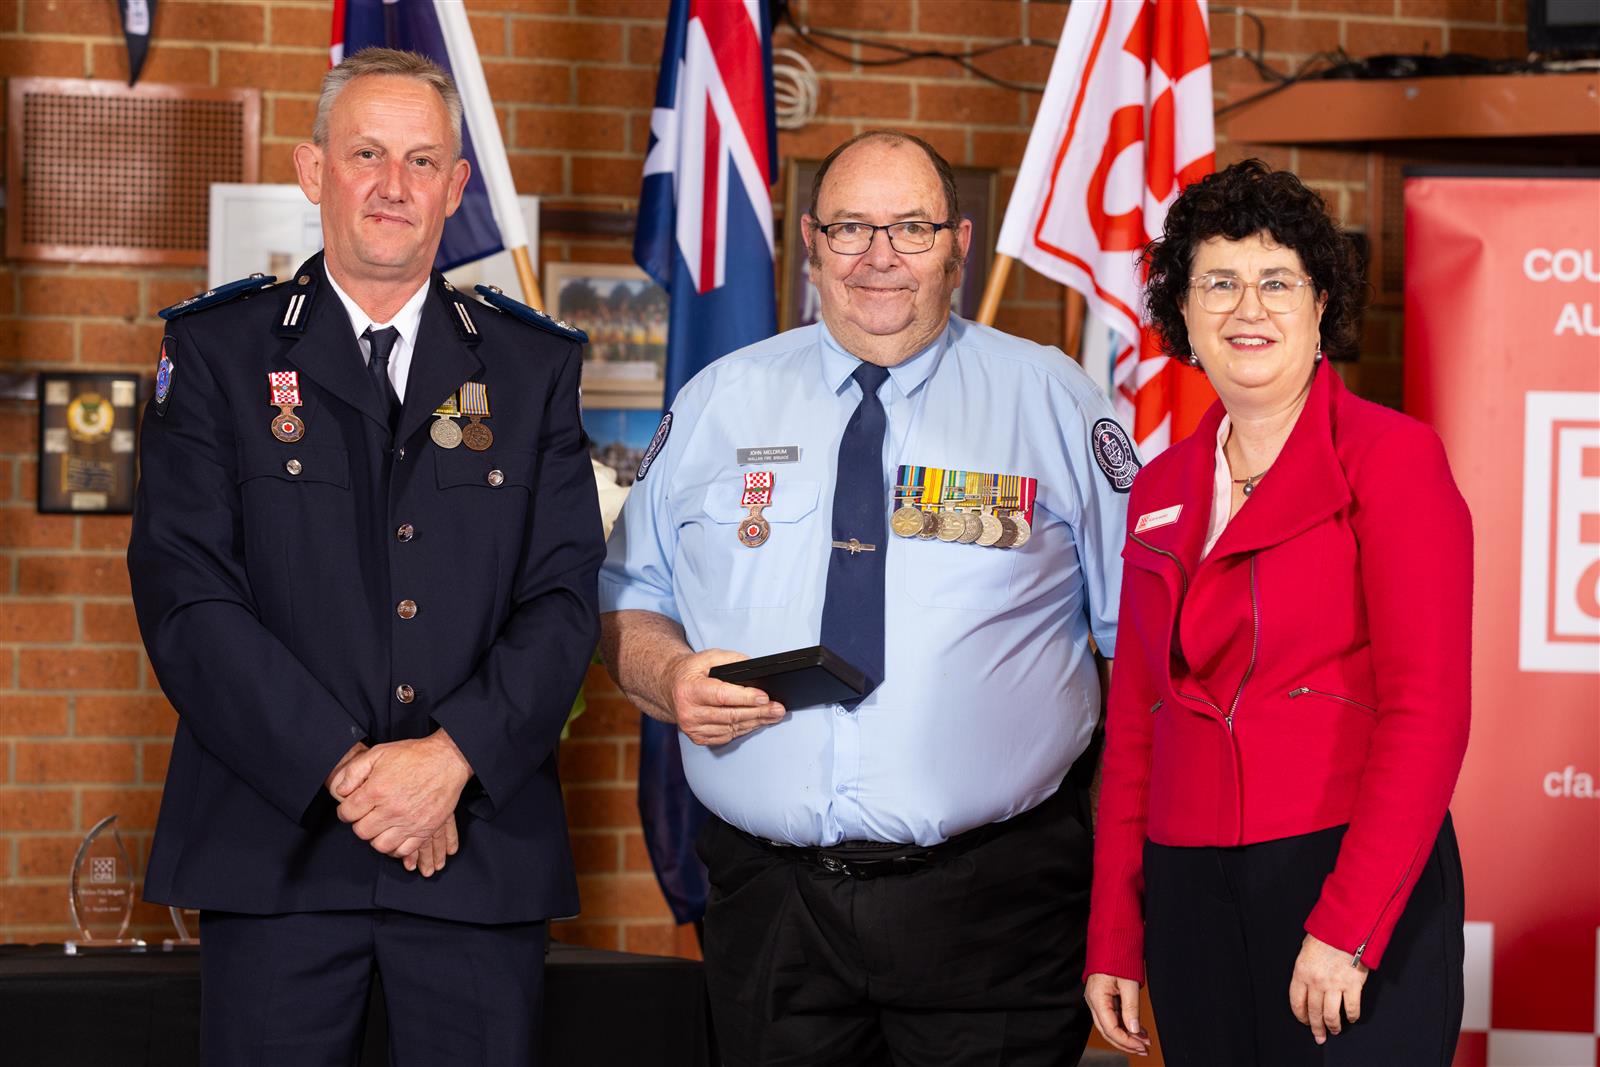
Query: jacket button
[[395, 684, 415, 704], [397, 447, 406, 461], [486, 469, 505, 487], [396, 599, 418, 620], [285, 459, 302, 476], [396, 523, 414, 542]]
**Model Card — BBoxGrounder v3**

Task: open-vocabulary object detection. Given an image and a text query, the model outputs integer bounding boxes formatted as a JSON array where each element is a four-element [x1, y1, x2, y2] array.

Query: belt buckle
[[819, 855, 847, 875]]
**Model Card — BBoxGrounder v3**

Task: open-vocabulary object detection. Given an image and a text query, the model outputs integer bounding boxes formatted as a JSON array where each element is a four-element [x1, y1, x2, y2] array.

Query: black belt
[[734, 788, 1066, 880]]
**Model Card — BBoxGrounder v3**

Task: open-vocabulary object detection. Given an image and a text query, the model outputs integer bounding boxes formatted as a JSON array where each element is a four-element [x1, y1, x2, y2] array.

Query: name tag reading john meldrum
[[737, 446, 799, 465]]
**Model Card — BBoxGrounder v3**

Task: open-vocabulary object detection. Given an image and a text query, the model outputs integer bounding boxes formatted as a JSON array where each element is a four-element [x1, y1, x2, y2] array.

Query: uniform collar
[[323, 263, 429, 349], [817, 318, 951, 399]]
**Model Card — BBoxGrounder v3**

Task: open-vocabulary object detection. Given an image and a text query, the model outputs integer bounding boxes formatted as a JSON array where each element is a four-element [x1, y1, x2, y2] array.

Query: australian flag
[[332, 0, 502, 271], [633, 0, 777, 925]]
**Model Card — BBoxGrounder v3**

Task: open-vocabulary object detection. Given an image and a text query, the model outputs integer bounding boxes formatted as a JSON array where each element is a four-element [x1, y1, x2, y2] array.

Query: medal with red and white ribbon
[[267, 370, 305, 442], [738, 471, 773, 547]]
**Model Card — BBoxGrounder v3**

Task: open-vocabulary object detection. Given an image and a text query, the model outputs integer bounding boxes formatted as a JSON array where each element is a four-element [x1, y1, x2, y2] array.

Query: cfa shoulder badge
[[153, 336, 176, 418], [636, 412, 673, 482], [1090, 418, 1140, 493]]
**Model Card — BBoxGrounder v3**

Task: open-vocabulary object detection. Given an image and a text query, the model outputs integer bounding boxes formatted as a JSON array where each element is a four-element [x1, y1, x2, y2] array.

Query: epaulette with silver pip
[[473, 285, 589, 344], [158, 273, 277, 320]]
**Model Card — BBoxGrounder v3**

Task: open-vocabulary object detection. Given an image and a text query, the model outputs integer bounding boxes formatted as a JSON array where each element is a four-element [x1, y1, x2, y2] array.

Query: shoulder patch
[[153, 335, 176, 417], [473, 285, 589, 344], [158, 273, 276, 321], [1090, 417, 1140, 493], [635, 411, 672, 482]]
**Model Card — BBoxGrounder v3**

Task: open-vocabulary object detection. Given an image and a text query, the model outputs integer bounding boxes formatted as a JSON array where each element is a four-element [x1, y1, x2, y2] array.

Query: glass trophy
[[164, 906, 201, 950], [64, 814, 146, 954]]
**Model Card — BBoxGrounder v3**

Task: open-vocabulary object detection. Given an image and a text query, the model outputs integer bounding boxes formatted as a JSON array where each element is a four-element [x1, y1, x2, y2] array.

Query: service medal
[[995, 516, 1019, 549], [738, 471, 773, 548], [936, 512, 964, 542], [267, 370, 305, 443], [430, 392, 463, 449], [958, 513, 983, 544], [891, 506, 924, 538], [976, 513, 1004, 547], [459, 381, 493, 451], [916, 510, 939, 539], [1009, 513, 1032, 548]]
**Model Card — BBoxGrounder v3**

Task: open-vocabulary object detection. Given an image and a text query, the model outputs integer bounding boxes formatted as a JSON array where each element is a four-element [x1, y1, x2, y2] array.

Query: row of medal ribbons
[[891, 465, 1038, 550]]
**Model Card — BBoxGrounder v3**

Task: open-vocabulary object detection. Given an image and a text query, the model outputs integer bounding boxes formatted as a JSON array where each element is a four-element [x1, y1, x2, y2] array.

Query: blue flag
[[334, 0, 503, 272], [633, 0, 778, 924]]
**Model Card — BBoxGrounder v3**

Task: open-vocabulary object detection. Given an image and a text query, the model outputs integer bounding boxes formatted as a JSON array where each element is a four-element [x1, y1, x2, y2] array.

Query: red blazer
[[1086, 363, 1472, 981]]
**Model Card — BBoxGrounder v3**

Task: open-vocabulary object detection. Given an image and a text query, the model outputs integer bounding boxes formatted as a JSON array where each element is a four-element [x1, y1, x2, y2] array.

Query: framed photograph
[[583, 406, 665, 487], [544, 262, 667, 409], [208, 183, 540, 295], [780, 160, 999, 331], [37, 372, 140, 514]]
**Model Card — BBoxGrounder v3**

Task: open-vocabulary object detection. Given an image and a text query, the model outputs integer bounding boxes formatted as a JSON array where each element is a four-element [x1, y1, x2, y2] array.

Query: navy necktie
[[820, 361, 891, 705], [363, 325, 401, 433]]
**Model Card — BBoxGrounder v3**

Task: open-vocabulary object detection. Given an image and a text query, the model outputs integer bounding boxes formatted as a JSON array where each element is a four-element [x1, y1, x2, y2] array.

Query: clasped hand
[[663, 649, 786, 747], [324, 732, 473, 878]]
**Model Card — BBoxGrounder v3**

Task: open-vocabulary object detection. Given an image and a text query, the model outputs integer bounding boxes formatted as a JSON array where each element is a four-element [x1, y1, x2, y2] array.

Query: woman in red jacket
[[1084, 160, 1471, 1066]]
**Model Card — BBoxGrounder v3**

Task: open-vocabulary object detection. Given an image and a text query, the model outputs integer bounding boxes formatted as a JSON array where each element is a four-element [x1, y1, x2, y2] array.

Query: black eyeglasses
[[812, 220, 957, 255]]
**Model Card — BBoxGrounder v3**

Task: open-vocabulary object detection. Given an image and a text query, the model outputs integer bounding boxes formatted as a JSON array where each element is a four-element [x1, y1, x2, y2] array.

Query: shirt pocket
[[897, 533, 1019, 610], [695, 479, 823, 608]]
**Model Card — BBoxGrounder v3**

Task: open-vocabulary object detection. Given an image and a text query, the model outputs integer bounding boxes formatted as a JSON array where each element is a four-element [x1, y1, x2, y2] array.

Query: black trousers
[[1142, 815, 1465, 1067], [697, 786, 1094, 1067], [199, 909, 547, 1067]]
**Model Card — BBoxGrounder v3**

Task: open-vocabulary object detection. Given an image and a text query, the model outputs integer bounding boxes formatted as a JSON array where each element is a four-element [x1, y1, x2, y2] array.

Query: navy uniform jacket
[[128, 254, 603, 924]]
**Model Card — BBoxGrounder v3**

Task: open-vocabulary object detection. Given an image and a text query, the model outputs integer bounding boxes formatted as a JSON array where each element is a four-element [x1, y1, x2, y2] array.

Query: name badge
[[737, 445, 799, 465], [1135, 505, 1182, 533]]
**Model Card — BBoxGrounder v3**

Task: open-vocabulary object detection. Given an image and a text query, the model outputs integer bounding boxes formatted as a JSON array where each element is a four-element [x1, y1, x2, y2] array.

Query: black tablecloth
[[0, 940, 712, 1066]]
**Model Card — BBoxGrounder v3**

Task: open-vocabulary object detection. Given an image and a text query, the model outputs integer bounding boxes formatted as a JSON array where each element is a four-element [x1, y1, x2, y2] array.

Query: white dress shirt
[[323, 266, 429, 403]]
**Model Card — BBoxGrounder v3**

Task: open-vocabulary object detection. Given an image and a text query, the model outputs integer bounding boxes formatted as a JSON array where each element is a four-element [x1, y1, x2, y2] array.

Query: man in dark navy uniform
[[128, 48, 602, 1065]]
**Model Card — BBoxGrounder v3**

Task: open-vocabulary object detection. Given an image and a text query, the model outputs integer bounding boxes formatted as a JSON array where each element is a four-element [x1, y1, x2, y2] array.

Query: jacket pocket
[[435, 447, 536, 492], [1287, 686, 1376, 715], [236, 440, 350, 489]]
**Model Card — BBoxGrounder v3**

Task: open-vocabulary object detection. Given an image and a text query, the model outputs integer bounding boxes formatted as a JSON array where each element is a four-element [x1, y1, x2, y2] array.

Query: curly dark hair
[[1142, 160, 1365, 360]]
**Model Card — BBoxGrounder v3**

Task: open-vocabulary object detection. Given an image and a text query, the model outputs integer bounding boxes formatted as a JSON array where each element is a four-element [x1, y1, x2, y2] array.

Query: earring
[[1187, 348, 1201, 367], [1314, 347, 1323, 364]]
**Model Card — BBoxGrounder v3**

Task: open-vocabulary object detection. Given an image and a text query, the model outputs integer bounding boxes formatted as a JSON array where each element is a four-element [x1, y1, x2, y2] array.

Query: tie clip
[[831, 539, 876, 554]]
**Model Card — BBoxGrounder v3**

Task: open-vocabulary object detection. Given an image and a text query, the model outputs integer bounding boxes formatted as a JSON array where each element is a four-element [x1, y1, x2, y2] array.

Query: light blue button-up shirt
[[600, 316, 1129, 846]]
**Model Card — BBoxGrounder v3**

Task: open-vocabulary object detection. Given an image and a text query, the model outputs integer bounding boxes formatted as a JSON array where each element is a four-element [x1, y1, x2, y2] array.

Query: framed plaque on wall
[[37, 371, 140, 514]]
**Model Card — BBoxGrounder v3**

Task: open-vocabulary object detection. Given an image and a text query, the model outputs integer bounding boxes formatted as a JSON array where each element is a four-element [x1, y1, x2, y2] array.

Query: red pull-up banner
[[1405, 171, 1600, 1067]]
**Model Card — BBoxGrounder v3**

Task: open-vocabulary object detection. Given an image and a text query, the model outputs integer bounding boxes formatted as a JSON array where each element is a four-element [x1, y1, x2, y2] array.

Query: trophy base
[[161, 938, 200, 951], [64, 938, 147, 955]]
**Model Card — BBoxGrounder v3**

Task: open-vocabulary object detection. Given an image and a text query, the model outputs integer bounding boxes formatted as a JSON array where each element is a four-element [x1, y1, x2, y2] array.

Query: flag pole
[[976, 253, 1013, 327], [435, 1, 545, 311]]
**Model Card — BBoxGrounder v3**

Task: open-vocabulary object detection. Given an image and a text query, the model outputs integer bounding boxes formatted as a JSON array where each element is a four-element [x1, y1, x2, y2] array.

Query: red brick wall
[[0, 0, 1529, 949]]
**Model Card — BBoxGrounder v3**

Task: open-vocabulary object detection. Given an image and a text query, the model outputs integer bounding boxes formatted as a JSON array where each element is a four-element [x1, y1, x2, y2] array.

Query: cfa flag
[[331, 0, 507, 272], [996, 0, 1217, 457], [116, 0, 155, 85], [633, 0, 777, 925]]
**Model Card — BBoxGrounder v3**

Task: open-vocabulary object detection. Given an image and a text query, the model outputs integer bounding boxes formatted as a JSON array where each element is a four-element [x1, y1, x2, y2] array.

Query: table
[[0, 940, 712, 1066]]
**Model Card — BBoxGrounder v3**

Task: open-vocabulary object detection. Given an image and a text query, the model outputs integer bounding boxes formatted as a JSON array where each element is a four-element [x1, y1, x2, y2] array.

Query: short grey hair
[[312, 48, 463, 159]]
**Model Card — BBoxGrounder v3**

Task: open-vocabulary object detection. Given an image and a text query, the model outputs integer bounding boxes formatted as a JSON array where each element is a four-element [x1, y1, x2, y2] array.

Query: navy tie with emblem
[[820, 361, 891, 707], [363, 325, 401, 434]]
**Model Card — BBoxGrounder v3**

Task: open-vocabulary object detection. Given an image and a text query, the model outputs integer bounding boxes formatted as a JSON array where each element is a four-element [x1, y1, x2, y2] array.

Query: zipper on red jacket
[[1129, 533, 1188, 598], [1288, 687, 1376, 714], [1223, 555, 1260, 733], [1352, 844, 1423, 967]]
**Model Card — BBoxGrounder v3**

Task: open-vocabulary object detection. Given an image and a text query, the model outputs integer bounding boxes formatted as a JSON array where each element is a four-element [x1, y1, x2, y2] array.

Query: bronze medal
[[458, 381, 493, 452], [994, 515, 1019, 549], [738, 511, 770, 547], [430, 416, 463, 449], [271, 409, 304, 443], [916, 510, 939, 539], [976, 513, 1004, 547], [891, 506, 925, 538], [461, 419, 493, 451], [936, 512, 964, 542], [958, 513, 984, 544], [1009, 513, 1032, 548]]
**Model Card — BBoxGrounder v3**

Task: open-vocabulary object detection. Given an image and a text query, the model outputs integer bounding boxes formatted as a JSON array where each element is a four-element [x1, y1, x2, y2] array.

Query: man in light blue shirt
[[600, 130, 1132, 1066]]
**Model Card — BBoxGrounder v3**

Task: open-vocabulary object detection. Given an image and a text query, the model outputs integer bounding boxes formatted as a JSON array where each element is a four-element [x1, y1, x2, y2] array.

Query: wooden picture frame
[[780, 159, 998, 331], [37, 371, 141, 514], [544, 262, 667, 409]]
